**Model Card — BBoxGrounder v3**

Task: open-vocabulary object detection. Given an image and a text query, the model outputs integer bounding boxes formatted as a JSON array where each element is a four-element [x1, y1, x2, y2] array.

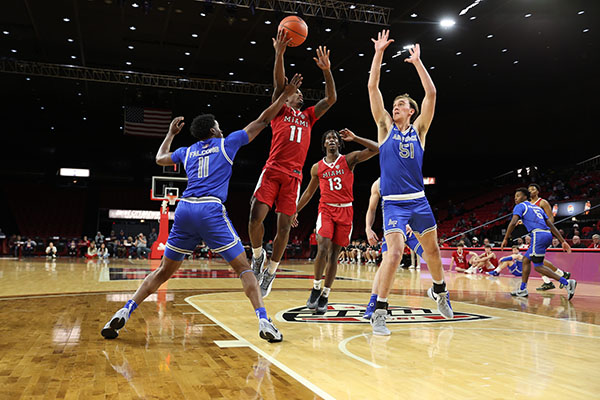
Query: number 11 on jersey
[[289, 126, 302, 143]]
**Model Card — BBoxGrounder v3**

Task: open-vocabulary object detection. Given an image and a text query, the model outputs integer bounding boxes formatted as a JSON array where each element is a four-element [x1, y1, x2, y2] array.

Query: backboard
[[150, 176, 188, 202]]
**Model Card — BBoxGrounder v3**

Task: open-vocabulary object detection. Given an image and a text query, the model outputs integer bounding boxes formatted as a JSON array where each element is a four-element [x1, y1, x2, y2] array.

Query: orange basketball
[[278, 16, 308, 47]]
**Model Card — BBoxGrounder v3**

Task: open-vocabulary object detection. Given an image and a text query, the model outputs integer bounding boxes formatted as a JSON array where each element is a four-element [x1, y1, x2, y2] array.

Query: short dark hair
[[528, 183, 541, 192], [512, 245, 519, 250], [457, 242, 464, 247], [484, 244, 492, 249], [516, 187, 530, 199], [190, 114, 216, 140], [394, 94, 420, 123], [321, 130, 344, 154]]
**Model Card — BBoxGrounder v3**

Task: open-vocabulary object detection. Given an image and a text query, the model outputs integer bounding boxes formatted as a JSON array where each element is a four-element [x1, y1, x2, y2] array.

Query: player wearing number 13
[[293, 128, 379, 312], [249, 29, 337, 298]]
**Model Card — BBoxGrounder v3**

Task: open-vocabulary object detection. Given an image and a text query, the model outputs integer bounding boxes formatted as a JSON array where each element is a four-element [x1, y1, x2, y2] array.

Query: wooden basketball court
[[1, 257, 599, 399]]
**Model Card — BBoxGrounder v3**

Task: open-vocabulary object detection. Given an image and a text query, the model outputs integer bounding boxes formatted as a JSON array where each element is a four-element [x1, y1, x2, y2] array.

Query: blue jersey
[[171, 130, 248, 202], [379, 124, 425, 198], [512, 201, 549, 233]]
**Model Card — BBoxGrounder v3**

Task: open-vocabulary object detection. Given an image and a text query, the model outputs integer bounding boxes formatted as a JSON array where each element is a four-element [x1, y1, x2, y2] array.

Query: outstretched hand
[[283, 73, 303, 96], [339, 128, 356, 142], [371, 29, 394, 52], [562, 241, 572, 253], [273, 29, 292, 53], [500, 239, 508, 251], [404, 43, 421, 64], [366, 228, 379, 246], [168, 116, 185, 135], [313, 46, 331, 70]]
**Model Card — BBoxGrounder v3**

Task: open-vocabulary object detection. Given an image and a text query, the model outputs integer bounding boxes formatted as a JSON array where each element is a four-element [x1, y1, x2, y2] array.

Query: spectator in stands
[[569, 224, 580, 239], [308, 229, 318, 260], [148, 228, 158, 249], [10, 235, 23, 257], [94, 231, 105, 245], [571, 235, 585, 248], [471, 237, 480, 247], [67, 240, 78, 257], [589, 234, 600, 249], [449, 242, 477, 273], [115, 240, 126, 258], [525, 235, 531, 247], [98, 243, 109, 259], [483, 238, 494, 247], [124, 236, 135, 258], [45, 242, 57, 259], [197, 241, 210, 259], [117, 230, 126, 242], [108, 230, 118, 254], [86, 242, 98, 259], [135, 233, 151, 259], [460, 234, 472, 247], [78, 236, 90, 257], [516, 237, 527, 249], [551, 237, 561, 248], [23, 238, 36, 257], [438, 238, 449, 248]]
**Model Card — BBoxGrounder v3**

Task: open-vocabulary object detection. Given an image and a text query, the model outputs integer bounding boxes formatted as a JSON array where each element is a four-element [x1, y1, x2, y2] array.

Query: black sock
[[433, 282, 446, 294], [375, 301, 388, 310]]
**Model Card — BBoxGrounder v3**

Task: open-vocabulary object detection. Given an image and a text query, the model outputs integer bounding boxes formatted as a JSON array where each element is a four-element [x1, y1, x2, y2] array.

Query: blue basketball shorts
[[523, 230, 553, 267], [508, 261, 523, 277], [164, 198, 244, 262], [381, 231, 424, 257], [382, 197, 437, 238]]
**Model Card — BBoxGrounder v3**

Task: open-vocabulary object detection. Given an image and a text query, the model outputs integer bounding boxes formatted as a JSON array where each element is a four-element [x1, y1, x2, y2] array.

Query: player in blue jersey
[[487, 246, 523, 277], [367, 30, 451, 335], [500, 188, 576, 299], [363, 178, 424, 320], [101, 74, 303, 342]]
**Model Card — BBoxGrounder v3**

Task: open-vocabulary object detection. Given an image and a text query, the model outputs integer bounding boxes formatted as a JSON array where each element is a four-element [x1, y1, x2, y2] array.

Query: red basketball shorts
[[316, 203, 353, 247], [253, 168, 301, 216]]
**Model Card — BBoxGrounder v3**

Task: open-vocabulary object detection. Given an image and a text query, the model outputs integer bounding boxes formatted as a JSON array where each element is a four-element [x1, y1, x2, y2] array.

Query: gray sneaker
[[510, 288, 529, 297], [371, 309, 390, 336], [101, 308, 130, 339], [259, 268, 276, 298], [427, 287, 454, 319], [259, 318, 283, 342], [566, 279, 577, 301], [306, 288, 321, 309], [251, 249, 266, 279]]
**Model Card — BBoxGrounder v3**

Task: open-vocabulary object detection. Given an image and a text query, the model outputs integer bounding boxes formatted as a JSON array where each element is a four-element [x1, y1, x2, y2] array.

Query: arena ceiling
[[0, 0, 598, 185]]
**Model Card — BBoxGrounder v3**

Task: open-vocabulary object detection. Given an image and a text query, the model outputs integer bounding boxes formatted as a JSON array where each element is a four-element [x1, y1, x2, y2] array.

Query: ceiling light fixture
[[502, 48, 508, 52], [2, 31, 9, 35], [410, 13, 417, 18], [525, 14, 532, 18], [71, 55, 76, 59], [11, 49, 17, 53], [430, 66, 435, 70], [436, 37, 443, 41], [470, 16, 476, 20], [250, 41, 256, 45], [349, 5, 356, 10], [578, 11, 584, 15], [473, 63, 478, 67], [456, 51, 462, 55], [440, 19, 456, 28], [185, 52, 191, 55], [339, 68, 344, 71], [325, 28, 331, 32], [179, 67, 184, 71], [63, 18, 70, 22], [238, 57, 244, 61], [67, 38, 74, 42], [487, 34, 493, 38], [191, 33, 198, 37], [513, 60, 519, 64], [132, 2, 139, 7], [128, 45, 134, 50], [201, 12, 206, 17], [126, 61, 132, 65], [358, 53, 364, 56], [229, 72, 234, 75], [583, 28, 589, 33], [290, 63, 295, 66], [307, 47, 313, 51], [129, 26, 136, 30], [265, 20, 272, 25]]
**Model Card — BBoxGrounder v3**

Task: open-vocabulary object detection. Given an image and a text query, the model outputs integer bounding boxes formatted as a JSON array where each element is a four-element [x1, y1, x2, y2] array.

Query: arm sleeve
[[224, 130, 250, 159], [512, 203, 524, 218], [170, 147, 188, 165], [500, 256, 513, 263]]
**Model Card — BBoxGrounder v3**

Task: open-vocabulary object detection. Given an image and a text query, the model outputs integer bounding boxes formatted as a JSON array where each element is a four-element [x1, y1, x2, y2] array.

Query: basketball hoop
[[166, 194, 178, 206]]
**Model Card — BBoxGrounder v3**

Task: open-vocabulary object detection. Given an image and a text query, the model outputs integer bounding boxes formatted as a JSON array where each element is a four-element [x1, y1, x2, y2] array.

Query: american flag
[[124, 106, 172, 137]]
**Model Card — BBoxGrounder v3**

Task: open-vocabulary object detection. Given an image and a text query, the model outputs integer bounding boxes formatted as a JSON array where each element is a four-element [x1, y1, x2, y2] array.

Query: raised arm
[[365, 180, 381, 245], [339, 128, 379, 170], [501, 215, 521, 249], [272, 29, 292, 102], [155, 116, 185, 166], [368, 30, 394, 142], [245, 74, 303, 142], [313, 46, 337, 119], [405, 44, 436, 144]]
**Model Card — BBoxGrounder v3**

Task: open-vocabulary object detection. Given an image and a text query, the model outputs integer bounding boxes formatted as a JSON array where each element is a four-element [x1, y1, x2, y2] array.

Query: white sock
[[556, 269, 564, 277], [542, 275, 551, 284], [268, 261, 279, 274], [322, 287, 331, 298], [494, 267, 501, 273], [377, 296, 388, 303], [313, 280, 322, 290], [252, 247, 263, 258]]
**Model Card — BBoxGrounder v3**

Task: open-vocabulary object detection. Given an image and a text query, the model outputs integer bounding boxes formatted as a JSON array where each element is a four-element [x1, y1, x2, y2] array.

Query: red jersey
[[309, 233, 317, 246], [317, 155, 354, 205], [532, 198, 542, 207], [452, 250, 470, 269], [265, 104, 318, 179]]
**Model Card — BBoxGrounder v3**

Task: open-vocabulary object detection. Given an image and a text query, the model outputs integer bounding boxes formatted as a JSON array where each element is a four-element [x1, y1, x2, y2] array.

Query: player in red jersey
[[249, 30, 337, 297], [293, 128, 378, 312], [528, 183, 572, 290], [449, 242, 477, 273]]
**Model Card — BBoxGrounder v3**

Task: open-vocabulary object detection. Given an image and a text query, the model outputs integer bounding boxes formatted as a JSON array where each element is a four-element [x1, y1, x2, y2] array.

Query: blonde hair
[[394, 94, 420, 123]]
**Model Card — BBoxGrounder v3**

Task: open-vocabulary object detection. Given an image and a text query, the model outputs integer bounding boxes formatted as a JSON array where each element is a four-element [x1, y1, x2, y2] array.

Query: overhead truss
[[0, 59, 324, 100], [208, 0, 391, 26]]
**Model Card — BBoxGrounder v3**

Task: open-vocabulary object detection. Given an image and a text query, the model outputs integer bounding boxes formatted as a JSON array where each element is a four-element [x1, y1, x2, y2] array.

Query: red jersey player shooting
[[249, 29, 337, 298], [293, 128, 379, 312]]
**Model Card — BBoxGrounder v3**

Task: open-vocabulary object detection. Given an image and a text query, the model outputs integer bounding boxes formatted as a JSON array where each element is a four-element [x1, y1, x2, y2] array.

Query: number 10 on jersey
[[289, 126, 302, 143]]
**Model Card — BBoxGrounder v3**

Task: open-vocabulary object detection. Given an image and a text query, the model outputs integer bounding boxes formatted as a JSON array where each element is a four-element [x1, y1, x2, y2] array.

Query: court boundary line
[[338, 326, 600, 368], [184, 295, 335, 400]]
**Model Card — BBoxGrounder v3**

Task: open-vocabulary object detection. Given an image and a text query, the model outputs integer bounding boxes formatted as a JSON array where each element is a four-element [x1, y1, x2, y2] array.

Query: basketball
[[278, 16, 308, 47]]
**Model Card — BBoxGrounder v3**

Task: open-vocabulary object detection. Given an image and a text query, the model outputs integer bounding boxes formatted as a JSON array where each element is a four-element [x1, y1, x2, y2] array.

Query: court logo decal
[[279, 303, 492, 324]]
